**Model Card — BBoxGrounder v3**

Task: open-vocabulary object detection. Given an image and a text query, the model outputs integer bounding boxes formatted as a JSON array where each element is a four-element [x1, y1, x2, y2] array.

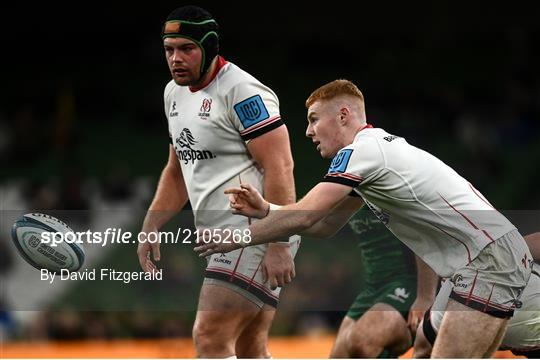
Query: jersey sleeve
[[163, 80, 176, 144], [227, 80, 284, 141], [322, 138, 384, 188]]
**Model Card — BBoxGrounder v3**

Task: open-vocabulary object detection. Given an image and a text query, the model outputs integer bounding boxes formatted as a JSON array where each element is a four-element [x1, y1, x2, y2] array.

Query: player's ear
[[338, 106, 350, 125]]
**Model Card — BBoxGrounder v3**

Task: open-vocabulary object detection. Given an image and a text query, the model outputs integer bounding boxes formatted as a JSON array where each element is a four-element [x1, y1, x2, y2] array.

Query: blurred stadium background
[[1, 2, 539, 358]]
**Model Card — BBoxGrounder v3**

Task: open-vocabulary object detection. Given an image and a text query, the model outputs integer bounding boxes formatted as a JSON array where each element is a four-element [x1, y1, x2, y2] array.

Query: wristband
[[269, 203, 282, 211], [265, 203, 289, 243], [264, 202, 282, 218]]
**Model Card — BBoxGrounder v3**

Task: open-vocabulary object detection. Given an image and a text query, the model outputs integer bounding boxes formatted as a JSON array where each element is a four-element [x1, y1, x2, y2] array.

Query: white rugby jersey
[[164, 57, 284, 228], [323, 125, 516, 277]]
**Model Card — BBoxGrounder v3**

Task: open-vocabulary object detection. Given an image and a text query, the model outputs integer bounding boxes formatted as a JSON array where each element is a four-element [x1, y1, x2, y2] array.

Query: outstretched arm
[[226, 183, 363, 238], [303, 195, 364, 238], [195, 182, 354, 256]]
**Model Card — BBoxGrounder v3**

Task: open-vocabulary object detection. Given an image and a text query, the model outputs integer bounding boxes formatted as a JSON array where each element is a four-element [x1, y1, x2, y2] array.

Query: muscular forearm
[[300, 196, 363, 238], [249, 125, 295, 207], [258, 203, 348, 239], [262, 164, 295, 205], [144, 162, 188, 229], [260, 160, 295, 244], [248, 203, 322, 246], [248, 182, 354, 244], [194, 182, 353, 257]]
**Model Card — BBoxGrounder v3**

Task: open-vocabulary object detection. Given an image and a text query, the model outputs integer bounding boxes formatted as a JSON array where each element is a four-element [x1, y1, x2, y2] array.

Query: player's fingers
[[269, 275, 278, 290], [145, 260, 157, 273], [137, 248, 150, 270], [197, 248, 215, 258], [138, 256, 147, 270], [270, 271, 283, 288], [284, 272, 292, 284], [240, 183, 254, 192], [151, 243, 161, 261], [196, 242, 222, 258], [231, 207, 245, 215], [224, 187, 243, 195], [194, 242, 212, 252], [291, 266, 296, 279], [230, 202, 243, 210], [261, 264, 268, 283], [137, 249, 146, 263]]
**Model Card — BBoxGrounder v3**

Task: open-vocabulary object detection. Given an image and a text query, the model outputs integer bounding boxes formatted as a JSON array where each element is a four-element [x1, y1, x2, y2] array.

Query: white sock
[[224, 356, 237, 359]]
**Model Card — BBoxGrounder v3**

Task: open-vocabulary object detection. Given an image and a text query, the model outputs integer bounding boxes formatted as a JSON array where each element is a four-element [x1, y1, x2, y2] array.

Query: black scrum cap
[[162, 6, 219, 75]]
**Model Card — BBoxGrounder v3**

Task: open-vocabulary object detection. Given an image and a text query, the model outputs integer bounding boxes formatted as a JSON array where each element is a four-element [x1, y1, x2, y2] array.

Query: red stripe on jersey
[[326, 172, 364, 182], [248, 260, 263, 289], [431, 223, 472, 264], [481, 230, 495, 242], [484, 284, 496, 312], [466, 270, 479, 306], [230, 248, 244, 281], [453, 289, 514, 311], [240, 115, 282, 135], [468, 183, 495, 210], [438, 193, 495, 243]]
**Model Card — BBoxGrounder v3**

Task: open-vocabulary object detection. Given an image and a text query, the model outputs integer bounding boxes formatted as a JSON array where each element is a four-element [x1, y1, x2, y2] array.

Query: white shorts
[[447, 229, 532, 318], [204, 235, 301, 308], [427, 265, 540, 352]]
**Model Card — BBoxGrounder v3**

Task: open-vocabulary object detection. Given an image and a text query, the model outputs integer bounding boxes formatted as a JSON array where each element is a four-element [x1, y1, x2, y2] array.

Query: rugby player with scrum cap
[[137, 6, 300, 358]]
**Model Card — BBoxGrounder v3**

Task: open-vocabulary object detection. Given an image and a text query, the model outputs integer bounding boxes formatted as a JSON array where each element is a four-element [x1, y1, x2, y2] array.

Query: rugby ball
[[11, 213, 85, 273]]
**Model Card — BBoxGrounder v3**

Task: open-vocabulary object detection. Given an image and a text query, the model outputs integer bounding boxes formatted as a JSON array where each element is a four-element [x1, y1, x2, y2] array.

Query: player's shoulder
[[163, 79, 177, 99], [219, 62, 258, 83], [353, 127, 406, 151], [355, 127, 392, 141], [218, 61, 274, 95], [349, 127, 383, 150], [333, 127, 386, 169]]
